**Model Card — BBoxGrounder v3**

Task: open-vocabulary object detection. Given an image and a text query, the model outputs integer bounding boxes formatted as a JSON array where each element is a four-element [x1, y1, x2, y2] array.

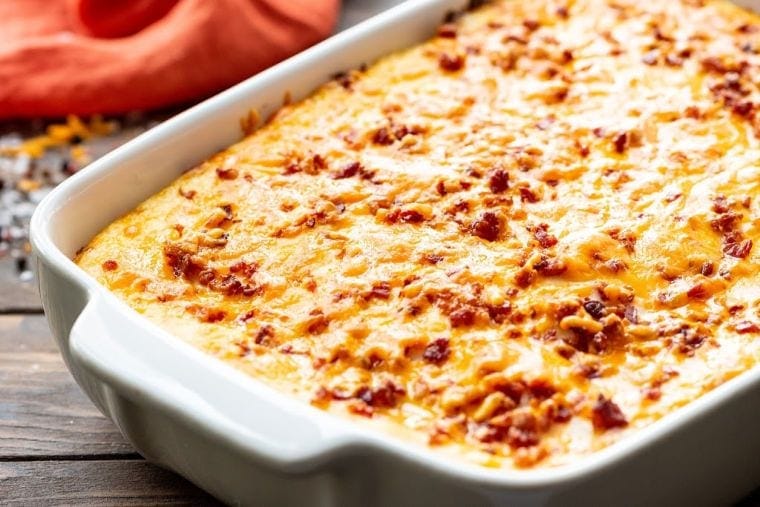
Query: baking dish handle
[[68, 296, 352, 469]]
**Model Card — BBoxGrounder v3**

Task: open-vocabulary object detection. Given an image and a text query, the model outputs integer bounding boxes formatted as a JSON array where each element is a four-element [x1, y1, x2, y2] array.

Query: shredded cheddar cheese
[[0, 115, 115, 159], [76, 0, 760, 469]]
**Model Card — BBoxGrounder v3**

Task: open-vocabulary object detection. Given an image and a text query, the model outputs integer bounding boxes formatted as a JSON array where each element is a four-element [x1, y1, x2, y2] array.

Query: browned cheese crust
[[77, 0, 760, 469]]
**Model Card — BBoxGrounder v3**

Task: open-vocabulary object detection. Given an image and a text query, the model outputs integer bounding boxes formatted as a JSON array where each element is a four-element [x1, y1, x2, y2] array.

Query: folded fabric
[[0, 0, 339, 118]]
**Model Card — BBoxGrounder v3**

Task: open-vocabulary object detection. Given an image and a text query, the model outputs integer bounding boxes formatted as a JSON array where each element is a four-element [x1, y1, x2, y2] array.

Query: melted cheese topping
[[77, 0, 760, 469]]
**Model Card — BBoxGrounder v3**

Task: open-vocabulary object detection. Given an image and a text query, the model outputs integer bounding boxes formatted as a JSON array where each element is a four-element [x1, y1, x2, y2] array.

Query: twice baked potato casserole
[[77, 0, 760, 469]]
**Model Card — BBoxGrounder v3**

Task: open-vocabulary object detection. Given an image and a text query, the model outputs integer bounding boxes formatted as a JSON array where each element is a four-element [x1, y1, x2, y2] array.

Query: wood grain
[[0, 259, 41, 313], [0, 460, 219, 506], [0, 315, 133, 458]]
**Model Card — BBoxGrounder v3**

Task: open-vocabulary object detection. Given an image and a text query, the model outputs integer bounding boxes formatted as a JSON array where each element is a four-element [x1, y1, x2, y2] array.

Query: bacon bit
[[613, 132, 628, 153], [239, 309, 256, 322], [583, 300, 605, 320], [469, 211, 502, 241], [437, 23, 457, 38], [101, 260, 118, 271], [332, 161, 362, 179], [312, 154, 327, 171], [387, 208, 426, 224], [230, 260, 258, 279], [197, 307, 226, 323], [439, 52, 465, 72], [531, 223, 557, 248], [283, 162, 301, 175], [333, 71, 353, 90], [664, 192, 682, 203], [643, 387, 661, 401], [215, 167, 238, 180], [701, 56, 729, 74], [555, 343, 575, 359], [449, 306, 476, 327], [700, 261, 715, 276], [732, 100, 754, 117], [527, 379, 556, 400], [518, 187, 539, 203], [179, 188, 196, 200], [522, 19, 540, 31], [486, 303, 511, 324], [197, 269, 215, 286], [365, 281, 392, 300], [556, 5, 569, 18], [709, 72, 752, 119], [608, 229, 636, 252], [574, 362, 600, 379], [677, 332, 705, 356], [372, 127, 394, 146], [514, 268, 535, 288], [710, 211, 742, 233], [591, 395, 628, 431], [534, 256, 567, 276], [724, 238, 753, 258], [253, 325, 275, 345], [712, 195, 730, 214], [393, 123, 420, 140], [592, 127, 605, 138], [737, 23, 758, 33], [164, 243, 196, 278], [487, 168, 510, 193], [506, 412, 539, 448], [356, 381, 404, 409], [423, 338, 451, 365], [686, 283, 708, 299], [619, 306, 640, 327], [684, 106, 701, 119], [736, 321, 760, 333], [306, 310, 329, 334], [424, 253, 443, 264]]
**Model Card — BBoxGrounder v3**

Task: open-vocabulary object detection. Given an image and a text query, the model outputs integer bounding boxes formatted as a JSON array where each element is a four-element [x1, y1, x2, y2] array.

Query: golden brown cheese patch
[[77, 0, 760, 469]]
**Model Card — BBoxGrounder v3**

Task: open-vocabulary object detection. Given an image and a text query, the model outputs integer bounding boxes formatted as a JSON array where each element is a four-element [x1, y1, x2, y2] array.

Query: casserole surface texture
[[76, 0, 760, 469]]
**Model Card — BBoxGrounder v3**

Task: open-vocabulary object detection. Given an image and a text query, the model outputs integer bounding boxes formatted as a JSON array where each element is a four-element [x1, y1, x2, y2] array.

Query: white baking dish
[[30, 0, 760, 504]]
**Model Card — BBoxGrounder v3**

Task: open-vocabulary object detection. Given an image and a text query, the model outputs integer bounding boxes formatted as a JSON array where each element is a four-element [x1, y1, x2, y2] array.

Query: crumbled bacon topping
[[333, 161, 362, 179], [215, 167, 238, 180], [356, 380, 405, 409], [735, 321, 760, 333], [387, 208, 426, 224], [439, 52, 466, 72], [470, 211, 502, 241], [591, 395, 628, 430], [423, 338, 451, 365], [437, 23, 458, 38], [365, 281, 392, 300], [531, 223, 558, 248], [76, 0, 760, 470], [101, 260, 118, 271], [723, 238, 752, 259], [487, 168, 510, 193]]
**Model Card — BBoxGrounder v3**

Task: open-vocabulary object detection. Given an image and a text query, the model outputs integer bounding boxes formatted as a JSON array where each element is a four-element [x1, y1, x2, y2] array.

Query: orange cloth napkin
[[0, 0, 339, 118]]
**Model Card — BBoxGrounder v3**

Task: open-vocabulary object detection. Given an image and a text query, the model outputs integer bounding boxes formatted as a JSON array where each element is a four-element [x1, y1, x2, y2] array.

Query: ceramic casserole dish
[[30, 0, 760, 505]]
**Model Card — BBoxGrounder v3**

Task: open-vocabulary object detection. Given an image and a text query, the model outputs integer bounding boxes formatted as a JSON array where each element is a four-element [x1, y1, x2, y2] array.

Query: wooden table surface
[[1, 1, 760, 505]]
